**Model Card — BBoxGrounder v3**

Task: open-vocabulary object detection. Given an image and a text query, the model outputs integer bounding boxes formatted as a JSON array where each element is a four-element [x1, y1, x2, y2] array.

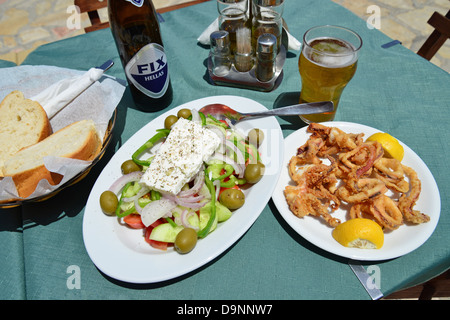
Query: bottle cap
[[210, 30, 230, 51], [257, 33, 277, 58]]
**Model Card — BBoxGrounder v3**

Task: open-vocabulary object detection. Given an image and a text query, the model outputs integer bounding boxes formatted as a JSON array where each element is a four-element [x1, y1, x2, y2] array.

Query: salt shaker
[[255, 33, 277, 82], [210, 30, 232, 76]]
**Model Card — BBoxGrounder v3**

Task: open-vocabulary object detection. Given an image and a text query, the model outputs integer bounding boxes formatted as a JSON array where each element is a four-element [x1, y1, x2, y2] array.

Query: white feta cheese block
[[140, 117, 221, 195]]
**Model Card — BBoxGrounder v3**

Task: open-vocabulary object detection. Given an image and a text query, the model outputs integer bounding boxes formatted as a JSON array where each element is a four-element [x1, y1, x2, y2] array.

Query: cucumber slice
[[172, 207, 201, 228], [216, 201, 232, 222], [149, 223, 184, 243]]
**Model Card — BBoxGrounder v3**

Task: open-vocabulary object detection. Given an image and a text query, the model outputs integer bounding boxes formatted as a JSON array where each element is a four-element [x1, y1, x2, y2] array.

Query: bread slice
[[0, 90, 51, 177], [3, 119, 102, 199]]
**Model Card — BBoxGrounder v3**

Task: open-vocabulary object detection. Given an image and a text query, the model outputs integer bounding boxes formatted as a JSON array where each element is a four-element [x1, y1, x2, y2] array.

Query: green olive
[[247, 128, 264, 147], [219, 188, 245, 210], [244, 162, 265, 184], [121, 159, 142, 174], [174, 228, 198, 254], [164, 115, 179, 129], [177, 108, 192, 119], [100, 190, 118, 215]]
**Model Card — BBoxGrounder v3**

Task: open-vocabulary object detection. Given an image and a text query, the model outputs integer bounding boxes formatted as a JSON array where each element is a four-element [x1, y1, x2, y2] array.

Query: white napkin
[[31, 67, 105, 119], [197, 18, 301, 51]]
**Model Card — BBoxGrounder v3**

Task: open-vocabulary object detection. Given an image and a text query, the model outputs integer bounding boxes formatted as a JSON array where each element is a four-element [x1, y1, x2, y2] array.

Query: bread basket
[[0, 110, 117, 209]]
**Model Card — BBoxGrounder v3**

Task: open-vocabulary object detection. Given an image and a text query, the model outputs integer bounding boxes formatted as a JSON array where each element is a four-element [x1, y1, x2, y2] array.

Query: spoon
[[198, 101, 334, 125]]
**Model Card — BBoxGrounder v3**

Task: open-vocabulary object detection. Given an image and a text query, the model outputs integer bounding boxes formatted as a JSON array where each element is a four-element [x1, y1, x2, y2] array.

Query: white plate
[[83, 95, 284, 283], [272, 121, 441, 261]]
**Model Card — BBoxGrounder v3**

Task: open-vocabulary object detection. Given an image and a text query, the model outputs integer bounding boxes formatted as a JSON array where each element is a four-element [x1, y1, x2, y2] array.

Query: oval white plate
[[272, 121, 440, 261], [83, 95, 284, 283]]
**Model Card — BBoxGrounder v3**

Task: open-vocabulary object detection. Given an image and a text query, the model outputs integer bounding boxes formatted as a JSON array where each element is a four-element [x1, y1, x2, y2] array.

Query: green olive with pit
[[174, 228, 198, 254], [247, 128, 264, 147], [177, 108, 192, 119], [121, 159, 142, 174], [219, 188, 245, 210], [100, 190, 118, 215], [164, 115, 179, 129], [244, 162, 265, 184]]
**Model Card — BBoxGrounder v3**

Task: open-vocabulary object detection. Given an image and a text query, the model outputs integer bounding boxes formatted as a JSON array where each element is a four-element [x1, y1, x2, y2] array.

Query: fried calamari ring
[[370, 195, 403, 230], [350, 196, 403, 230]]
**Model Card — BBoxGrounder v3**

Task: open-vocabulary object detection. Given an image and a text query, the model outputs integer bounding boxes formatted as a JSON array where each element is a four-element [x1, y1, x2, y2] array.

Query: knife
[[96, 60, 114, 72], [349, 260, 384, 300]]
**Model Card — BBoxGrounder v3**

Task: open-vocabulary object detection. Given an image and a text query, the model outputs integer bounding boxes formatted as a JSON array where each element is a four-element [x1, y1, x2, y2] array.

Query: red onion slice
[[224, 140, 245, 178], [180, 209, 199, 230], [178, 170, 205, 197], [109, 171, 143, 194]]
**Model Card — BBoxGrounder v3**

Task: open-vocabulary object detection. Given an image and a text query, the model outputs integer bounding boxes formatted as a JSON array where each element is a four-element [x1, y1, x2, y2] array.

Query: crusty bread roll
[[3, 119, 102, 199], [0, 90, 52, 177]]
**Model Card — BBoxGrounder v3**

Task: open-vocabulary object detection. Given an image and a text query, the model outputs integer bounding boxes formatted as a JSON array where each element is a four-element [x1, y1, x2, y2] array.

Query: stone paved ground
[[0, 0, 449, 73], [331, 0, 450, 73]]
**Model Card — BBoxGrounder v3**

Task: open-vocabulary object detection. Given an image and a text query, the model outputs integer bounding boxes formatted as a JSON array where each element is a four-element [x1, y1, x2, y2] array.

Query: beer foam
[[311, 53, 356, 67], [305, 37, 357, 68]]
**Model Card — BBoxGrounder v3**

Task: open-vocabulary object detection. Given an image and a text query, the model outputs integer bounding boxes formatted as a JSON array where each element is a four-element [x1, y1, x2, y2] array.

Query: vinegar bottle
[[108, 0, 173, 111]]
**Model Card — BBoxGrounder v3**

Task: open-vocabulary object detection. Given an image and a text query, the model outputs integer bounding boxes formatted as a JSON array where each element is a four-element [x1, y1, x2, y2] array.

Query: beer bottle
[[108, 0, 173, 111]]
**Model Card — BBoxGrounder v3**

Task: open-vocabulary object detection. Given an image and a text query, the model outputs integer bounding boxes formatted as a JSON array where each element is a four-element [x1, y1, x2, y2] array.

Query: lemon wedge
[[366, 132, 404, 161], [332, 218, 384, 249]]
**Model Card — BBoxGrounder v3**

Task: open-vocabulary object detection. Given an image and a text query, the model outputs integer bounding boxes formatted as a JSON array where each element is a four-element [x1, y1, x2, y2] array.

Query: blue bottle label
[[125, 43, 170, 99], [125, 0, 144, 7]]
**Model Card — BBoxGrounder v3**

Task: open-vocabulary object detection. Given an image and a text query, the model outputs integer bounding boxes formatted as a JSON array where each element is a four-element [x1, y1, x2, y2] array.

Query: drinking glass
[[298, 25, 362, 123], [251, 0, 284, 53], [217, 0, 249, 55]]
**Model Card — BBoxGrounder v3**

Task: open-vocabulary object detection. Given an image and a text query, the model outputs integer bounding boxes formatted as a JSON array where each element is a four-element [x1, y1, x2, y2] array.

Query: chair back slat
[[417, 10, 450, 61]]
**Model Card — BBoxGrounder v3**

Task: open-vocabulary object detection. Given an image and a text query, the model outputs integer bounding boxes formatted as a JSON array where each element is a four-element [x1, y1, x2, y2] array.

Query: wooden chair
[[74, 0, 109, 33], [417, 9, 450, 61], [384, 269, 450, 300], [74, 0, 211, 33]]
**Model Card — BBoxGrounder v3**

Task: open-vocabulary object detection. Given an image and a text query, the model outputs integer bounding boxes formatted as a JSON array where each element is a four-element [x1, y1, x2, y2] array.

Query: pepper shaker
[[210, 30, 232, 76], [255, 33, 277, 82]]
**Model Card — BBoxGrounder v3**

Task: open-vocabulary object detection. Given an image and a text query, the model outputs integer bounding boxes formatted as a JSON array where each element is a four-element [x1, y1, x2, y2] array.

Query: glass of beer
[[298, 25, 362, 123]]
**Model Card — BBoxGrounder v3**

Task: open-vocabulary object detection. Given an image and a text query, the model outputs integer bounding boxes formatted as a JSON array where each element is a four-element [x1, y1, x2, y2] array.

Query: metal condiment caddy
[[208, 0, 286, 92], [207, 31, 286, 92]]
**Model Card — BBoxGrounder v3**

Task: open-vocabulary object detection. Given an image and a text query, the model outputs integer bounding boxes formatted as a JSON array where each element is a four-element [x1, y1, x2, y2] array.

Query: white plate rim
[[82, 95, 284, 283], [272, 121, 441, 261]]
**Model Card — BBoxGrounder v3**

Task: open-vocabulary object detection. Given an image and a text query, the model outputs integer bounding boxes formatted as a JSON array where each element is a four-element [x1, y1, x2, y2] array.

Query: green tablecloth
[[1, 0, 449, 300]]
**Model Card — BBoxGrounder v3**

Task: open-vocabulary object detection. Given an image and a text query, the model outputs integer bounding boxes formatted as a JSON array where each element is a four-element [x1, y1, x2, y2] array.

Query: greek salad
[[99, 108, 265, 254]]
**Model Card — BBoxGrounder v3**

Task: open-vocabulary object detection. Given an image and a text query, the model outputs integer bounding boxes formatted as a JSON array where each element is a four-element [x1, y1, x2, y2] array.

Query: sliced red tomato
[[123, 214, 145, 229], [150, 218, 165, 228]]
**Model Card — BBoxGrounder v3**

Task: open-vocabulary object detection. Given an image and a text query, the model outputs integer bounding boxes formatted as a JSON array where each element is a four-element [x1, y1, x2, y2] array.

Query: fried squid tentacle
[[337, 178, 387, 203], [373, 158, 409, 193]]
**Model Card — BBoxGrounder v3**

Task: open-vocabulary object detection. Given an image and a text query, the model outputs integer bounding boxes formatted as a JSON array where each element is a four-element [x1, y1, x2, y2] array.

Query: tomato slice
[[123, 214, 145, 229]]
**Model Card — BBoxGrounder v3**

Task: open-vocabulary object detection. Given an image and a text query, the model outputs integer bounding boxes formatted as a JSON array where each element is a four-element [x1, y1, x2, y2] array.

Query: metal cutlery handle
[[242, 101, 334, 118]]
